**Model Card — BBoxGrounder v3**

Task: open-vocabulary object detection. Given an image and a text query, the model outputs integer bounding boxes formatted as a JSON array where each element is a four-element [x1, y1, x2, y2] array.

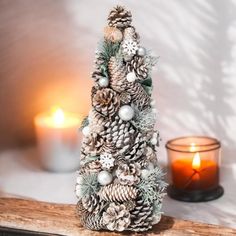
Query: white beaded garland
[[97, 170, 113, 185], [82, 126, 90, 136], [118, 105, 135, 121], [98, 77, 109, 87], [126, 72, 136, 82], [137, 47, 146, 56]]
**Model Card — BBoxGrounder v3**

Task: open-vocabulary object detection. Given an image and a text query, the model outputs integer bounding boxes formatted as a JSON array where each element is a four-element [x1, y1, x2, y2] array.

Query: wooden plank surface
[[0, 198, 235, 236]]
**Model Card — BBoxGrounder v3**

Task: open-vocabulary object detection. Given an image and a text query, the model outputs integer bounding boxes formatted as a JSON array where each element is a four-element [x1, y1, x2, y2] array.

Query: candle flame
[[52, 107, 65, 125], [192, 152, 201, 170], [190, 143, 196, 152]]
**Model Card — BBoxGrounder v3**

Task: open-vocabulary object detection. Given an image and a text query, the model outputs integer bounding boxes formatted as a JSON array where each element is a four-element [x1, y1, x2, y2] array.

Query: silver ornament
[[98, 77, 109, 87], [97, 170, 113, 185], [126, 72, 136, 82], [82, 126, 90, 136], [137, 47, 146, 56], [150, 137, 158, 145], [118, 105, 135, 121]]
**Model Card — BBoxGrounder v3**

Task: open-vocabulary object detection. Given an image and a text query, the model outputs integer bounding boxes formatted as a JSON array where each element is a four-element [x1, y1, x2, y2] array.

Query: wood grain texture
[[0, 198, 235, 236]]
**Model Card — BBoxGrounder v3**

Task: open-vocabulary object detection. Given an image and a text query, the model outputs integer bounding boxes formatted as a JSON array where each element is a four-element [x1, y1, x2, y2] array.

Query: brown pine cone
[[81, 133, 104, 157], [107, 5, 132, 28], [116, 163, 141, 186], [127, 194, 153, 232], [123, 27, 140, 43], [79, 160, 102, 175], [100, 115, 136, 154], [98, 183, 138, 202], [109, 56, 150, 110], [124, 133, 147, 162], [82, 194, 105, 213], [92, 88, 120, 117], [126, 55, 149, 80]]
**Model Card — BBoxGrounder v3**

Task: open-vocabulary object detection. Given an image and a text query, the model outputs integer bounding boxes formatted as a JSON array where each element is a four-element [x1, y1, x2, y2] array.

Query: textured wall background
[[0, 0, 236, 164]]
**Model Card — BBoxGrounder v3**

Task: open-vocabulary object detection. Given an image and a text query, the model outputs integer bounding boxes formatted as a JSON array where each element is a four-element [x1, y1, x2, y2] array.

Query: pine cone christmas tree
[[76, 5, 166, 232]]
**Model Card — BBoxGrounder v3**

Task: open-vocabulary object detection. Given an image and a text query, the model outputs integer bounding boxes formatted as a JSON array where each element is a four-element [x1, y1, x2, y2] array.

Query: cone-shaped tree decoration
[[76, 5, 167, 232]]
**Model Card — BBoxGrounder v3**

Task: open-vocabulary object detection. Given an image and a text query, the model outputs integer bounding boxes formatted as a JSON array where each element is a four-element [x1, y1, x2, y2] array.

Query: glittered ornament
[[126, 72, 136, 82], [118, 105, 135, 121], [82, 126, 90, 136], [97, 170, 113, 185], [98, 77, 109, 87], [104, 26, 123, 43], [150, 137, 158, 145], [137, 47, 146, 57]]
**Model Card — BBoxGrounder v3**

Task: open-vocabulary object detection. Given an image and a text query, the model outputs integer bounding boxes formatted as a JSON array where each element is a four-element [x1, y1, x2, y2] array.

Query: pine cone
[[124, 133, 147, 162], [109, 57, 150, 110], [127, 194, 153, 232], [82, 194, 106, 213], [81, 133, 104, 157], [107, 5, 132, 28], [123, 27, 140, 43], [98, 183, 138, 202], [79, 160, 102, 175], [92, 88, 120, 117], [102, 203, 131, 231], [100, 115, 136, 154], [116, 163, 141, 186], [126, 55, 149, 80]]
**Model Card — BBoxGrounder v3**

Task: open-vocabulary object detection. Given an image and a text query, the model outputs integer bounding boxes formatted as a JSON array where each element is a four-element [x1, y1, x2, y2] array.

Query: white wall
[[0, 0, 236, 166]]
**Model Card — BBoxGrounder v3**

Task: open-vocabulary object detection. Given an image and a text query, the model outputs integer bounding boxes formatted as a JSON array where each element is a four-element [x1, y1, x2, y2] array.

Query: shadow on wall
[[133, 0, 236, 165]]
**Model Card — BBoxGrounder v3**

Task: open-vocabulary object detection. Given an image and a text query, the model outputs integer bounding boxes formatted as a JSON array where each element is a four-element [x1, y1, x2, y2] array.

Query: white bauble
[[118, 105, 135, 121], [137, 47, 146, 56], [97, 170, 113, 185], [98, 77, 109, 87], [151, 137, 158, 145], [141, 169, 149, 178], [150, 99, 156, 107], [82, 126, 90, 136], [126, 72, 136, 82], [152, 108, 157, 114]]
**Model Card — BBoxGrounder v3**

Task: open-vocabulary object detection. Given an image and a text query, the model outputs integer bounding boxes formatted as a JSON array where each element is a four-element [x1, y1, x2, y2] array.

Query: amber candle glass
[[166, 136, 223, 202]]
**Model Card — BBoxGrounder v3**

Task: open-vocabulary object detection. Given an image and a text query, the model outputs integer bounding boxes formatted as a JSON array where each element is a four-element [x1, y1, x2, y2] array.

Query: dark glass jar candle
[[166, 136, 223, 202]]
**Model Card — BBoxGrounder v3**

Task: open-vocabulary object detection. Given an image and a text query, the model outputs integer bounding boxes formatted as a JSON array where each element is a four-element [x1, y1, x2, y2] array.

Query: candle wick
[[183, 169, 199, 189]]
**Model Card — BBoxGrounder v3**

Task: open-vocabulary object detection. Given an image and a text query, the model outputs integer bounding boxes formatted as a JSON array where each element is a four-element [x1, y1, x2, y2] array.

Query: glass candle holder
[[166, 136, 223, 202]]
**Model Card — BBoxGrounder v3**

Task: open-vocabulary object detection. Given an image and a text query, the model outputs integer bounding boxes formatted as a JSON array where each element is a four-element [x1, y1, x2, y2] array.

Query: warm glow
[[52, 108, 65, 126], [190, 143, 196, 152], [192, 152, 201, 170]]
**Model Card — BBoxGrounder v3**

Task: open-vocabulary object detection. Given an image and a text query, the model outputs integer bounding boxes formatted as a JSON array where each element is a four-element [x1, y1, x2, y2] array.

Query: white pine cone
[[104, 26, 123, 43], [92, 88, 120, 117], [79, 160, 102, 175], [127, 194, 154, 232], [125, 133, 147, 162], [82, 194, 105, 213], [98, 183, 138, 202], [100, 115, 136, 154], [126, 55, 149, 80], [123, 27, 140, 43], [116, 163, 141, 186], [107, 5, 132, 28], [102, 203, 131, 231]]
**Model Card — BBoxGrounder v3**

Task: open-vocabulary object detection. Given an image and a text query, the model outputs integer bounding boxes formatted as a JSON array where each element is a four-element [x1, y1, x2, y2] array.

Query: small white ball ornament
[[150, 99, 156, 107], [151, 137, 158, 145], [118, 105, 135, 121], [126, 72, 136, 82], [98, 77, 109, 87], [137, 47, 146, 56], [97, 170, 113, 185], [82, 126, 90, 136]]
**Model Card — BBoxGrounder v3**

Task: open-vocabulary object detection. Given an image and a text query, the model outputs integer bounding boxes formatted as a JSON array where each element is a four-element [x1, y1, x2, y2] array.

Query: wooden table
[[0, 198, 235, 236]]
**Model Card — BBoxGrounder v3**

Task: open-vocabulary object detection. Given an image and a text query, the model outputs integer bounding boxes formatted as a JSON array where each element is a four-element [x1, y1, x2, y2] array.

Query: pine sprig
[[137, 167, 167, 204], [79, 116, 89, 131], [98, 40, 120, 77], [76, 173, 100, 201]]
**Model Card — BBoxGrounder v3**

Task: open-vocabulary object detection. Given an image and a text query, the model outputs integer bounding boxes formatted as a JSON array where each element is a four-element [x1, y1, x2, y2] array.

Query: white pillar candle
[[34, 107, 82, 172]]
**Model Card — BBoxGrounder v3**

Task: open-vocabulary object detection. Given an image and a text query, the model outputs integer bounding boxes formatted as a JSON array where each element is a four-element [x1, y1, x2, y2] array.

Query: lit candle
[[34, 107, 82, 172], [166, 136, 223, 202]]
